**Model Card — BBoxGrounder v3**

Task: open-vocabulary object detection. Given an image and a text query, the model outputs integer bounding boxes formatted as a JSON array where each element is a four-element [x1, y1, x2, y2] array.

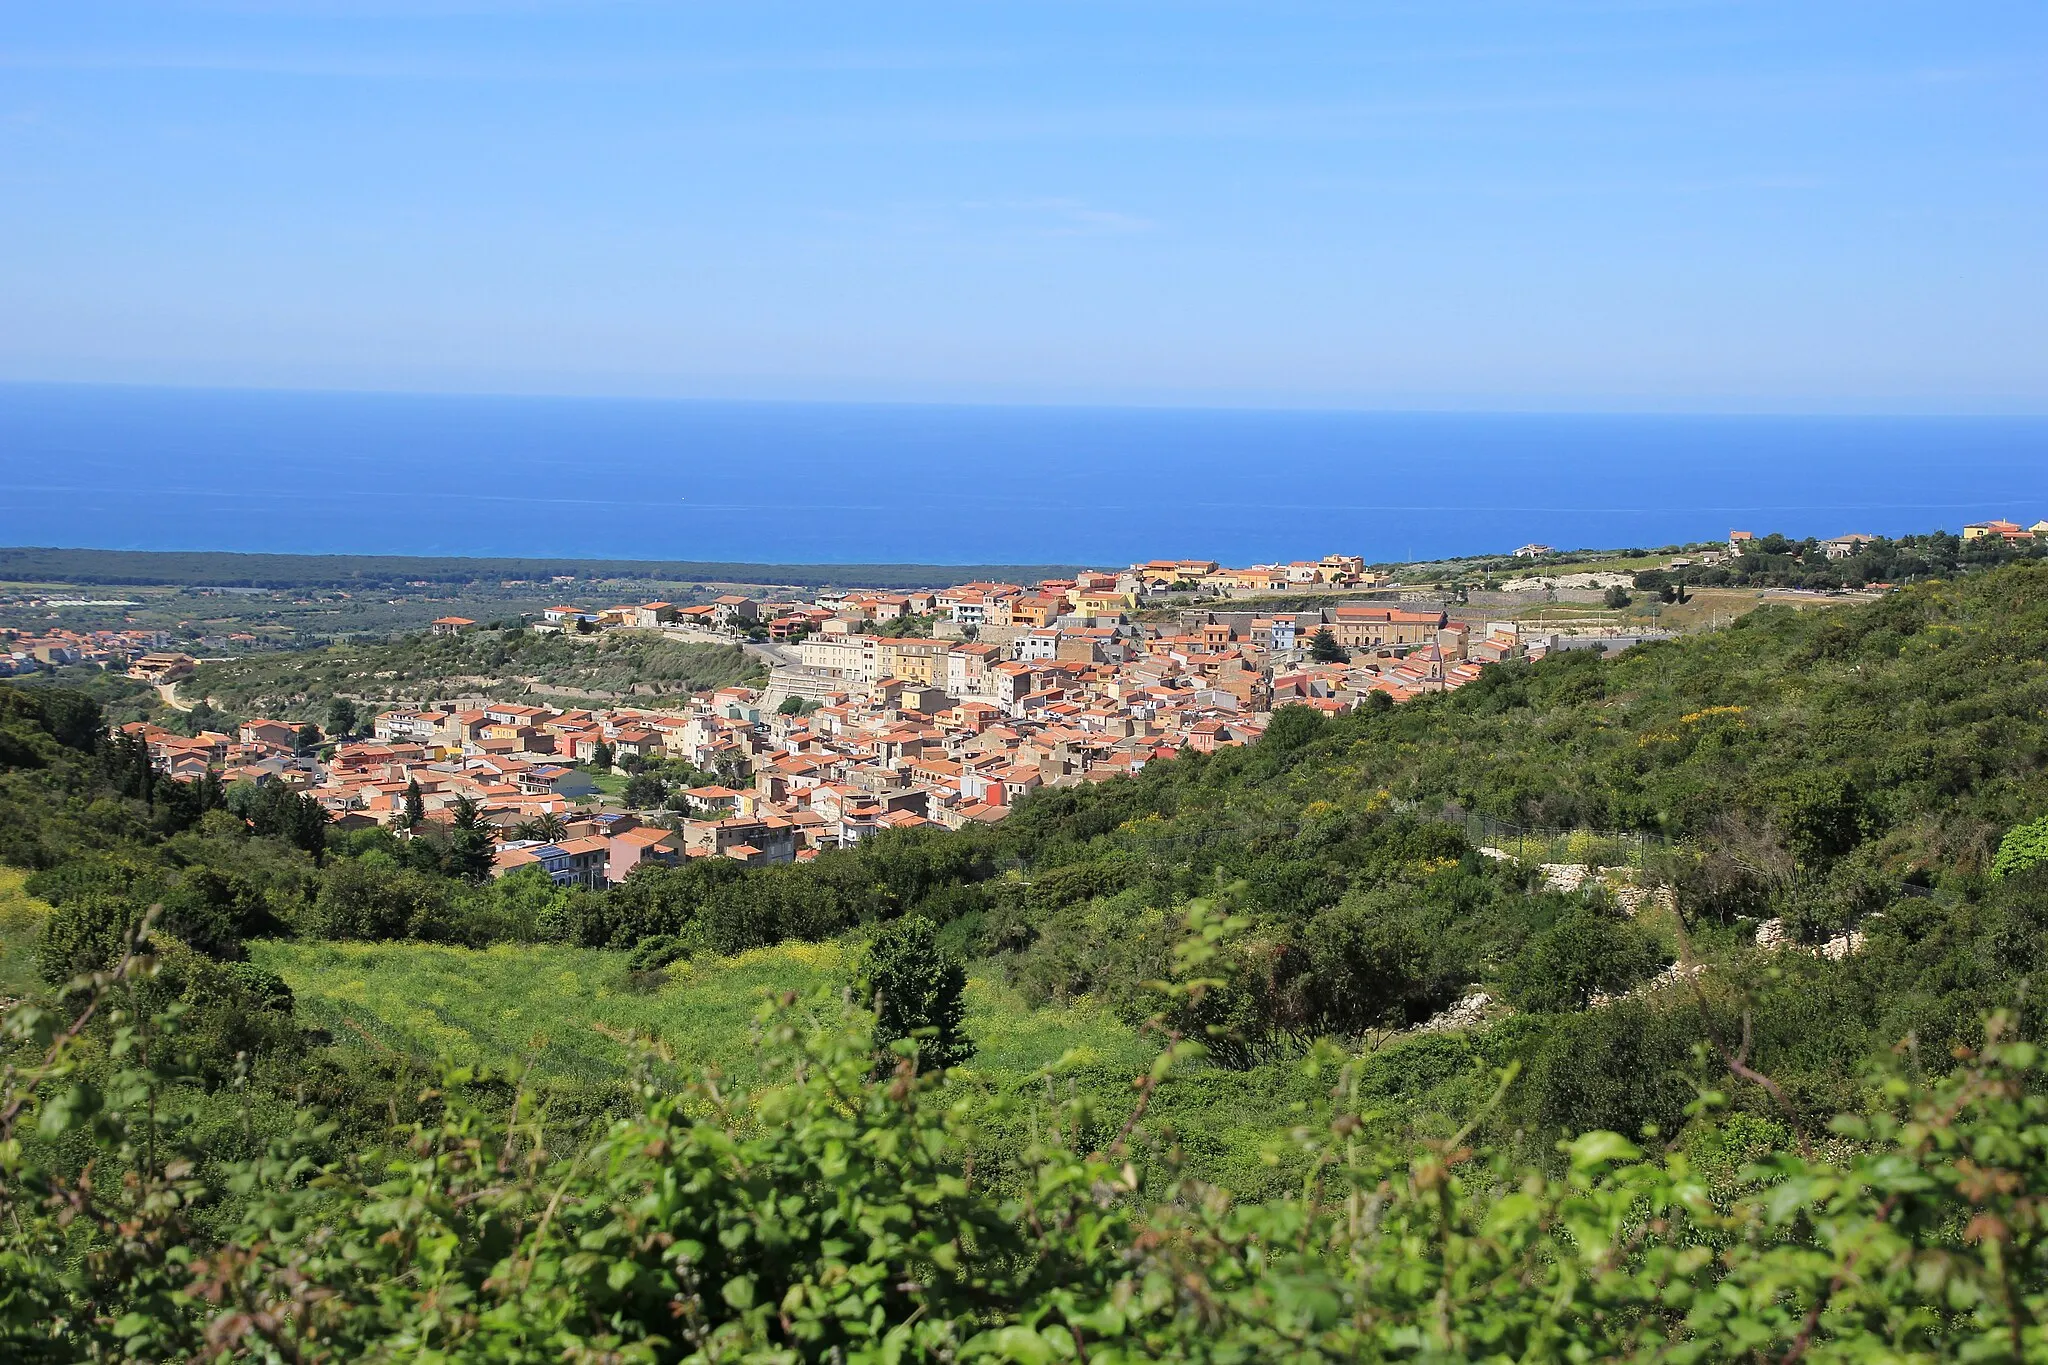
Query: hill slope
[[4, 565, 2048, 1359], [186, 626, 763, 720]]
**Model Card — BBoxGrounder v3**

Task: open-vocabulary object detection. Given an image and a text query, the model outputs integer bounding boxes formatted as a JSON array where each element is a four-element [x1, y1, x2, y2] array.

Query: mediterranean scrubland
[[4, 563, 2048, 1360], [183, 629, 765, 721]]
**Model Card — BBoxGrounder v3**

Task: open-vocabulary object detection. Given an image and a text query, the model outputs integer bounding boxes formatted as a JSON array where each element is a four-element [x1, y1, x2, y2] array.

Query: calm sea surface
[[2, 384, 2044, 565]]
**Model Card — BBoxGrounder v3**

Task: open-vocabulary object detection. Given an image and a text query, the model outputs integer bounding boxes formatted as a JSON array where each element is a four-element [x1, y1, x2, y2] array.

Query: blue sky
[[2, 1, 2044, 411]]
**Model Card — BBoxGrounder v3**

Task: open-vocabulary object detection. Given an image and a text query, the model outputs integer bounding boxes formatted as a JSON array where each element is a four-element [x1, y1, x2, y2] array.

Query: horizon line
[[4, 376, 2047, 422]]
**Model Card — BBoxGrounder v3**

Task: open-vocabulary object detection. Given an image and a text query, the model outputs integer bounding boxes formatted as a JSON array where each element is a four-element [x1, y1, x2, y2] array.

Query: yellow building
[[1203, 567, 1287, 593], [1074, 589, 1134, 614], [870, 637, 949, 687]]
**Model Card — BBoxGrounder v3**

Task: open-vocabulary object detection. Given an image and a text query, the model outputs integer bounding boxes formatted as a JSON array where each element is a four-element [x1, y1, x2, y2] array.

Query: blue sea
[[2, 383, 2044, 566]]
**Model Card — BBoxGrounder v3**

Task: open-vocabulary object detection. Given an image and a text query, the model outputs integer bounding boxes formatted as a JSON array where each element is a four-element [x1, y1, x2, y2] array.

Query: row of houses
[[119, 716, 319, 787], [111, 552, 1559, 885], [1728, 529, 1890, 561], [517, 553, 1391, 650], [1729, 523, 2048, 558], [0, 626, 181, 678], [1960, 519, 2048, 545]]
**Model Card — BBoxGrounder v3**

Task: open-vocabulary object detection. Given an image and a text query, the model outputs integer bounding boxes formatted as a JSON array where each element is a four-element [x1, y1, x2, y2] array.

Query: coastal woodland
[[178, 628, 765, 719], [4, 562, 2048, 1359]]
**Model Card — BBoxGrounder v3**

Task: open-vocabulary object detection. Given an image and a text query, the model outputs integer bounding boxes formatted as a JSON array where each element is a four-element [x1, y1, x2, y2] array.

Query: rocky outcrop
[[1534, 862, 1676, 918], [1755, 917, 1867, 960], [1413, 991, 1498, 1034]]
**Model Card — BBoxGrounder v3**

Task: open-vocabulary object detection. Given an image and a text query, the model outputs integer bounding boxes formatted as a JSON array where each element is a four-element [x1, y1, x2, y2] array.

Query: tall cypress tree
[[401, 777, 426, 832]]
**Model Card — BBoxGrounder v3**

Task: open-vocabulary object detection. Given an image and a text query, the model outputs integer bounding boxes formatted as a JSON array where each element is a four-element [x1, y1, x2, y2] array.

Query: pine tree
[[250, 783, 328, 860], [1308, 626, 1348, 663], [103, 729, 156, 803]]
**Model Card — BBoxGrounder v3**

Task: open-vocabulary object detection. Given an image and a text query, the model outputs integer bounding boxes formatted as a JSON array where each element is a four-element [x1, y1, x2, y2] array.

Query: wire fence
[[1458, 811, 1942, 905], [1458, 812, 1672, 871], [994, 806, 1681, 877], [996, 800, 1941, 905]]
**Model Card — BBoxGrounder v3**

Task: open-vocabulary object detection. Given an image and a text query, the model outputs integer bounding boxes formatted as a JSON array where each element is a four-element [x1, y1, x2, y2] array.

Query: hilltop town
[[33, 518, 2046, 893], [90, 550, 1563, 885]]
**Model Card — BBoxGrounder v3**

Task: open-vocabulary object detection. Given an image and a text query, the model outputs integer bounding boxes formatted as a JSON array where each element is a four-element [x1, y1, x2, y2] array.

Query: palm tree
[[445, 795, 495, 882], [516, 811, 569, 843]]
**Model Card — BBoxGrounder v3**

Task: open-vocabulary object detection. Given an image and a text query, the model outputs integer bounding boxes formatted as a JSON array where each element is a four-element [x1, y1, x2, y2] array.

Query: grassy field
[[1462, 585, 1859, 636], [252, 936, 1152, 1089], [1490, 549, 1684, 580], [252, 934, 1317, 1194], [584, 769, 630, 800], [0, 868, 50, 999]]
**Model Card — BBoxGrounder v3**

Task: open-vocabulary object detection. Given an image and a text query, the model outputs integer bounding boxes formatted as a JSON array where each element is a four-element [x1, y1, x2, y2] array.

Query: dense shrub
[[1994, 814, 2048, 880], [37, 891, 146, 985], [851, 914, 975, 1073], [306, 859, 453, 941], [1501, 904, 1666, 1012], [5, 952, 2048, 1361]]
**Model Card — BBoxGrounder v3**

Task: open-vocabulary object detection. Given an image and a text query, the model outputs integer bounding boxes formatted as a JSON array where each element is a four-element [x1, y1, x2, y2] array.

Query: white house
[[1014, 629, 1061, 662]]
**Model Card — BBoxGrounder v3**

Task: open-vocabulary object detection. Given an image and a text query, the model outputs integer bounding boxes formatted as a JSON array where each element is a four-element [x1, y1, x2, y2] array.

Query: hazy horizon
[[7, 377, 2047, 423]]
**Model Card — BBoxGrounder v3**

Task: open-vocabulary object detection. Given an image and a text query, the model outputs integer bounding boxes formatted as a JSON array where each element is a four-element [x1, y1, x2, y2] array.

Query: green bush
[[6, 954, 2048, 1361], [853, 914, 975, 1073], [306, 859, 452, 941], [1993, 815, 2048, 880], [1502, 904, 1666, 1013], [625, 932, 687, 972], [36, 891, 142, 985]]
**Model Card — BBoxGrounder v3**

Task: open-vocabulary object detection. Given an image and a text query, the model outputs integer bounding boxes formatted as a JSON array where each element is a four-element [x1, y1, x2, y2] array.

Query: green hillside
[[0, 868, 49, 999], [183, 624, 763, 721], [252, 935, 1149, 1090], [2, 562, 2047, 1358], [0, 545, 1089, 591]]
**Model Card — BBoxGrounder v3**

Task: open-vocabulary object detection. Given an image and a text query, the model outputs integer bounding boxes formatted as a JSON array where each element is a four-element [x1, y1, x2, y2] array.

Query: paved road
[[746, 641, 802, 669], [156, 681, 194, 712], [655, 623, 800, 671]]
